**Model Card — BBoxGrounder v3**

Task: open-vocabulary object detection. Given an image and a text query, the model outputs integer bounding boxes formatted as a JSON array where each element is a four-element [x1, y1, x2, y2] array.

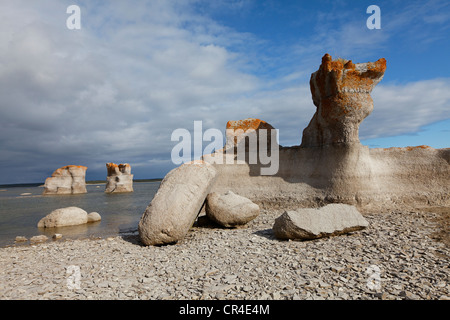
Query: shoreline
[[0, 208, 448, 300]]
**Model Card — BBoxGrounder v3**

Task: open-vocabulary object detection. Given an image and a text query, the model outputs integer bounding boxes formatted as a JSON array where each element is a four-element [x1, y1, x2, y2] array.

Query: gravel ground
[[0, 207, 448, 300]]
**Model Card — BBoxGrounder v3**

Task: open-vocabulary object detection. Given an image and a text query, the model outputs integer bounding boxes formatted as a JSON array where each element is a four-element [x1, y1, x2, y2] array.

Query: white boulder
[[37, 207, 101, 228], [206, 191, 260, 227]]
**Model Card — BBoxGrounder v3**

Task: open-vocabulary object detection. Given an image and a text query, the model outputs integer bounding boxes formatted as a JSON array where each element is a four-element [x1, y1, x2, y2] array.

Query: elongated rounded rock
[[138, 161, 217, 246]]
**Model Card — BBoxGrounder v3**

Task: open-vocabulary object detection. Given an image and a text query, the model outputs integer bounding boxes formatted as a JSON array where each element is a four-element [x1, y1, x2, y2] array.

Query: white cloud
[[360, 79, 450, 139], [0, 0, 448, 184]]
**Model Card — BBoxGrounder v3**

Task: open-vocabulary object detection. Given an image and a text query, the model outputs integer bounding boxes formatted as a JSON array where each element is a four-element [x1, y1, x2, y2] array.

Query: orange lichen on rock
[[43, 165, 87, 195], [226, 118, 274, 131], [106, 163, 131, 176], [383, 145, 433, 152], [51, 165, 87, 177], [405, 145, 431, 151], [302, 53, 386, 148], [105, 163, 133, 193], [225, 118, 277, 151]]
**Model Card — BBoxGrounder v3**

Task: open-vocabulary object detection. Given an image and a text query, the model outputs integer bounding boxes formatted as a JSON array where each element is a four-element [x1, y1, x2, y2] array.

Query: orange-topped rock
[[226, 118, 273, 131], [105, 163, 133, 193], [106, 163, 131, 176], [43, 165, 87, 195], [301, 53, 386, 147], [225, 118, 277, 152]]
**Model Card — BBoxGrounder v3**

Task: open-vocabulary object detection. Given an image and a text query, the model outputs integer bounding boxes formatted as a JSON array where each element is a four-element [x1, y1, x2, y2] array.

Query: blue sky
[[0, 0, 449, 184]]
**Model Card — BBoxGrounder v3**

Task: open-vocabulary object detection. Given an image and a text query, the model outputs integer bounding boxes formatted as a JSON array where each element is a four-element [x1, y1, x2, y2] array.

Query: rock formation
[[202, 54, 450, 211], [205, 191, 260, 227], [37, 207, 101, 228], [138, 161, 217, 246], [138, 54, 449, 245], [225, 118, 277, 152], [105, 163, 134, 193], [272, 204, 369, 240], [301, 54, 386, 148], [43, 165, 87, 195]]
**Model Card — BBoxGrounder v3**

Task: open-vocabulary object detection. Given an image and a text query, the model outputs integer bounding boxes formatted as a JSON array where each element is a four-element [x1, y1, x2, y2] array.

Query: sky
[[0, 0, 449, 184]]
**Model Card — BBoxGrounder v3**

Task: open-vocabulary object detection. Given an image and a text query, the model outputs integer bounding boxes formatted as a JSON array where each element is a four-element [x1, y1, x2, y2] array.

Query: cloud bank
[[0, 0, 448, 184]]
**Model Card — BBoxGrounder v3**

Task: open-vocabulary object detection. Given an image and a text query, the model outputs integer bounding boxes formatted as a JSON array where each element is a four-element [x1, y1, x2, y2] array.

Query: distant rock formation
[[206, 191, 260, 228], [43, 165, 87, 195], [105, 163, 134, 193]]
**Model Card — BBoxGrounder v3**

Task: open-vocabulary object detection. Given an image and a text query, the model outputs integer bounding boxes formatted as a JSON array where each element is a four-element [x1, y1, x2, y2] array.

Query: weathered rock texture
[[272, 204, 369, 240], [37, 207, 101, 228], [138, 161, 217, 246], [202, 54, 450, 212], [105, 163, 134, 193], [225, 118, 277, 152], [301, 54, 386, 148], [206, 191, 260, 227], [43, 165, 87, 195]]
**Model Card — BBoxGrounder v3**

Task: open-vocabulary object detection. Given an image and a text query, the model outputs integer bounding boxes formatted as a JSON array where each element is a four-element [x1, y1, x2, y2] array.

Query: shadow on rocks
[[253, 228, 277, 241]]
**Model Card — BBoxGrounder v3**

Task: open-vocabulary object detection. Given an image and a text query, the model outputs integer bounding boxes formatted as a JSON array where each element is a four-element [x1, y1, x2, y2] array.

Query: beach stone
[[205, 191, 260, 227], [87, 212, 102, 223], [138, 161, 217, 246], [15, 236, 28, 242], [272, 204, 369, 240], [30, 235, 48, 243], [37, 207, 89, 228], [52, 234, 63, 240]]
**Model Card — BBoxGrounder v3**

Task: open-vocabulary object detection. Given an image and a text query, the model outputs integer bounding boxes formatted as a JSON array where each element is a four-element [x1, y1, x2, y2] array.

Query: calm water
[[0, 182, 160, 247]]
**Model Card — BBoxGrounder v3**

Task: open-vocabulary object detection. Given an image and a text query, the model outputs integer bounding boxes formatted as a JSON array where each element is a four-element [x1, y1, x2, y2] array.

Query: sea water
[[0, 182, 160, 247]]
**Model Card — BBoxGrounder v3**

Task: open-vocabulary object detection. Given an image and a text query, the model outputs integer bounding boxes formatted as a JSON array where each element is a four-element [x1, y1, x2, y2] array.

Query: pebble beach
[[0, 207, 448, 300]]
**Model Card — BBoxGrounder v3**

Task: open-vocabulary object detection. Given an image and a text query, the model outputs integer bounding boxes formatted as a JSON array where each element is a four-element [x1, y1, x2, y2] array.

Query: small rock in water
[[30, 235, 49, 243], [87, 212, 102, 223], [52, 234, 63, 240], [15, 236, 28, 242]]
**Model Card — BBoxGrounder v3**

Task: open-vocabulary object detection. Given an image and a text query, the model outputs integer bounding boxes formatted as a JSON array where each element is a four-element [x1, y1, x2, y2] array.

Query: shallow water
[[0, 182, 159, 247]]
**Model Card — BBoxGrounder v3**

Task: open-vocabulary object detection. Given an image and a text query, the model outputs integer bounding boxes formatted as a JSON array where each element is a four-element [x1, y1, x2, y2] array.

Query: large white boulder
[[138, 161, 217, 246], [206, 191, 260, 227], [272, 204, 369, 240]]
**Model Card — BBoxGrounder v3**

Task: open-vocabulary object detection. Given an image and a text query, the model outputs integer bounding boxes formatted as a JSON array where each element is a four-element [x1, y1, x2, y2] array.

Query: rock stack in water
[[43, 165, 87, 195], [105, 163, 134, 193]]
